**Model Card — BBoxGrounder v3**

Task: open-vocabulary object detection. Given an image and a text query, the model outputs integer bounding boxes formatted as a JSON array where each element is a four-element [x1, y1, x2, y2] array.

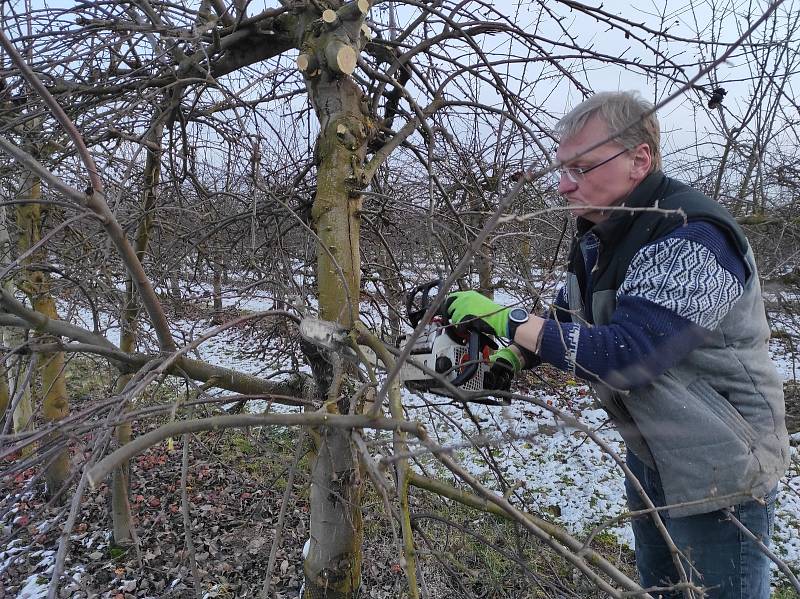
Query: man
[[445, 91, 790, 598]]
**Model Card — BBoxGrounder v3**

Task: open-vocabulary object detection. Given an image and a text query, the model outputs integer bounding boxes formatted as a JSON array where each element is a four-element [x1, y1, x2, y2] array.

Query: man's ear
[[630, 143, 652, 178]]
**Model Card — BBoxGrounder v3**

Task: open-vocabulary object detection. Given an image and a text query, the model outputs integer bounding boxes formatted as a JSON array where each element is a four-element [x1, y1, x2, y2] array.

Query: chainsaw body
[[398, 317, 491, 392], [398, 279, 494, 393]]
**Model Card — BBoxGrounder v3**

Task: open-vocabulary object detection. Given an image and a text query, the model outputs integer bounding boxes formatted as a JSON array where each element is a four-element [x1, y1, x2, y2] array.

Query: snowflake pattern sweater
[[538, 221, 746, 389]]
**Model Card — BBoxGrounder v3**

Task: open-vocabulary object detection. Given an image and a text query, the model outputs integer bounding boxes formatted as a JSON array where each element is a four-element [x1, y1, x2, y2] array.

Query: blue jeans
[[625, 451, 776, 599]]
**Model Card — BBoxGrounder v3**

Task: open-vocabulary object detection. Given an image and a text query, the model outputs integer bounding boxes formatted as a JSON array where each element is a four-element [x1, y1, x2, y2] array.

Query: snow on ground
[[16, 573, 48, 599], [12, 548, 55, 599], [772, 335, 800, 385], [407, 389, 637, 543], [51, 279, 800, 579], [769, 337, 800, 570], [393, 334, 800, 574]]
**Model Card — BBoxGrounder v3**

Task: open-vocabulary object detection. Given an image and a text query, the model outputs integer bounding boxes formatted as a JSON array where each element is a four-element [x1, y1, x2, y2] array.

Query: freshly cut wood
[[356, 0, 370, 15], [325, 41, 357, 75], [322, 9, 338, 24], [336, 0, 371, 22]]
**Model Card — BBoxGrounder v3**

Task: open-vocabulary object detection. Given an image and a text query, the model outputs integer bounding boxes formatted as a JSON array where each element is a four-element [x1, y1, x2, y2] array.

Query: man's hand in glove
[[483, 345, 543, 391], [445, 291, 510, 338], [483, 347, 521, 391]]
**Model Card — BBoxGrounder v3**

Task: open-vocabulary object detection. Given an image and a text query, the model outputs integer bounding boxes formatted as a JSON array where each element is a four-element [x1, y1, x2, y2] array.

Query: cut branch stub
[[297, 52, 320, 75], [325, 40, 357, 75], [337, 0, 371, 22], [322, 9, 339, 28], [360, 24, 372, 41]]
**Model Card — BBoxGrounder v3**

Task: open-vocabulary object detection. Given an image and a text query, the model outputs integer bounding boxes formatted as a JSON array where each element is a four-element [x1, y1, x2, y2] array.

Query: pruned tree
[[1, 0, 799, 598]]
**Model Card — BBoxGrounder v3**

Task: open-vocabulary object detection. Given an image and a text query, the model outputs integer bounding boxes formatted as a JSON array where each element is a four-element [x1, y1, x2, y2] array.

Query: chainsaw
[[398, 279, 498, 393]]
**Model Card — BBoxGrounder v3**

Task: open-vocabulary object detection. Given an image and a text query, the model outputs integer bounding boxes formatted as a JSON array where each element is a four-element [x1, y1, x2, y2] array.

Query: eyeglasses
[[557, 148, 629, 184]]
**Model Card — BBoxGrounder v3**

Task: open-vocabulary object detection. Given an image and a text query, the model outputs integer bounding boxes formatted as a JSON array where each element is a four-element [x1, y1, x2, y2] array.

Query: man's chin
[[569, 205, 603, 223], [568, 203, 590, 216]]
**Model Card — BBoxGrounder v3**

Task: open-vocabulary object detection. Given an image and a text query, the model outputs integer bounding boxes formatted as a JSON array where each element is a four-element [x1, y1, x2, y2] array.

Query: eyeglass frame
[[557, 147, 629, 184]]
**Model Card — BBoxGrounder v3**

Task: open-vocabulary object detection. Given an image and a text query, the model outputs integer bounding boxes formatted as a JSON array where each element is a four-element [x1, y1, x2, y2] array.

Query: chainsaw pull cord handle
[[449, 329, 480, 387], [406, 278, 443, 328]]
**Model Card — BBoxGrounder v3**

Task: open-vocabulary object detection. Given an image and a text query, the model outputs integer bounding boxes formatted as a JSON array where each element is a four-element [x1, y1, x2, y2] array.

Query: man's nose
[[558, 173, 578, 195]]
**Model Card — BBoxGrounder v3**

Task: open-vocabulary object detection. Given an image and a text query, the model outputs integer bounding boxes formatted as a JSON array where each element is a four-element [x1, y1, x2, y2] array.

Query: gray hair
[[555, 91, 662, 172]]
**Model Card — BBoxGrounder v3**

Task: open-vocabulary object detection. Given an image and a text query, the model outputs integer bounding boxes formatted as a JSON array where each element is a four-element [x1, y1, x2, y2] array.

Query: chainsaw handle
[[406, 278, 444, 328], [449, 329, 480, 387]]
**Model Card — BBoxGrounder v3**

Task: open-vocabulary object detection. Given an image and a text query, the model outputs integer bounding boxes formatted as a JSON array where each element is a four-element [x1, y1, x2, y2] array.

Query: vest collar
[[576, 171, 668, 244]]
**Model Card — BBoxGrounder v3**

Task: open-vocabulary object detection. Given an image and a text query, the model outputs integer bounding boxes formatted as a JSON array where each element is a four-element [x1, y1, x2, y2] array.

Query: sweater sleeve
[[548, 285, 573, 323], [538, 221, 746, 389]]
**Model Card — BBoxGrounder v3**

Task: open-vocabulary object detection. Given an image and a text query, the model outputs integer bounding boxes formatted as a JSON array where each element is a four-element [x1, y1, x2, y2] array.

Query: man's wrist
[[533, 322, 545, 353], [512, 315, 546, 355], [507, 307, 529, 339]]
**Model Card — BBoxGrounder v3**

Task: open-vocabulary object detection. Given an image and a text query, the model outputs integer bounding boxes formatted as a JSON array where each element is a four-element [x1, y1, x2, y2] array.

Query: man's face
[[555, 116, 650, 224]]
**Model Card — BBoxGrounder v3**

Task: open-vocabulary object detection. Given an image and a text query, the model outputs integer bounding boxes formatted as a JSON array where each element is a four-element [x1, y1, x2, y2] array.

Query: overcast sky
[[13, 0, 797, 177]]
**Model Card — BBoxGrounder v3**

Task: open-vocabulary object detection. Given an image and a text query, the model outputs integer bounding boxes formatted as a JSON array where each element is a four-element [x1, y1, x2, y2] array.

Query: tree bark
[[301, 3, 374, 594], [6, 328, 33, 438], [212, 257, 223, 312], [0, 204, 14, 425], [0, 346, 9, 425], [15, 168, 70, 501]]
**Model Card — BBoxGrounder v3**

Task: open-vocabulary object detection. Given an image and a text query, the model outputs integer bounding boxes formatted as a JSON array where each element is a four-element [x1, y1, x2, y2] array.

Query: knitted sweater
[[539, 220, 745, 389], [538, 172, 789, 517]]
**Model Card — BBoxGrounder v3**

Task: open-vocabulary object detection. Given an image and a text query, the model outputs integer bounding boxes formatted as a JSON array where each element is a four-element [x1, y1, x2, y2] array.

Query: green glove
[[484, 347, 521, 391], [491, 346, 522, 372], [445, 291, 510, 338]]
